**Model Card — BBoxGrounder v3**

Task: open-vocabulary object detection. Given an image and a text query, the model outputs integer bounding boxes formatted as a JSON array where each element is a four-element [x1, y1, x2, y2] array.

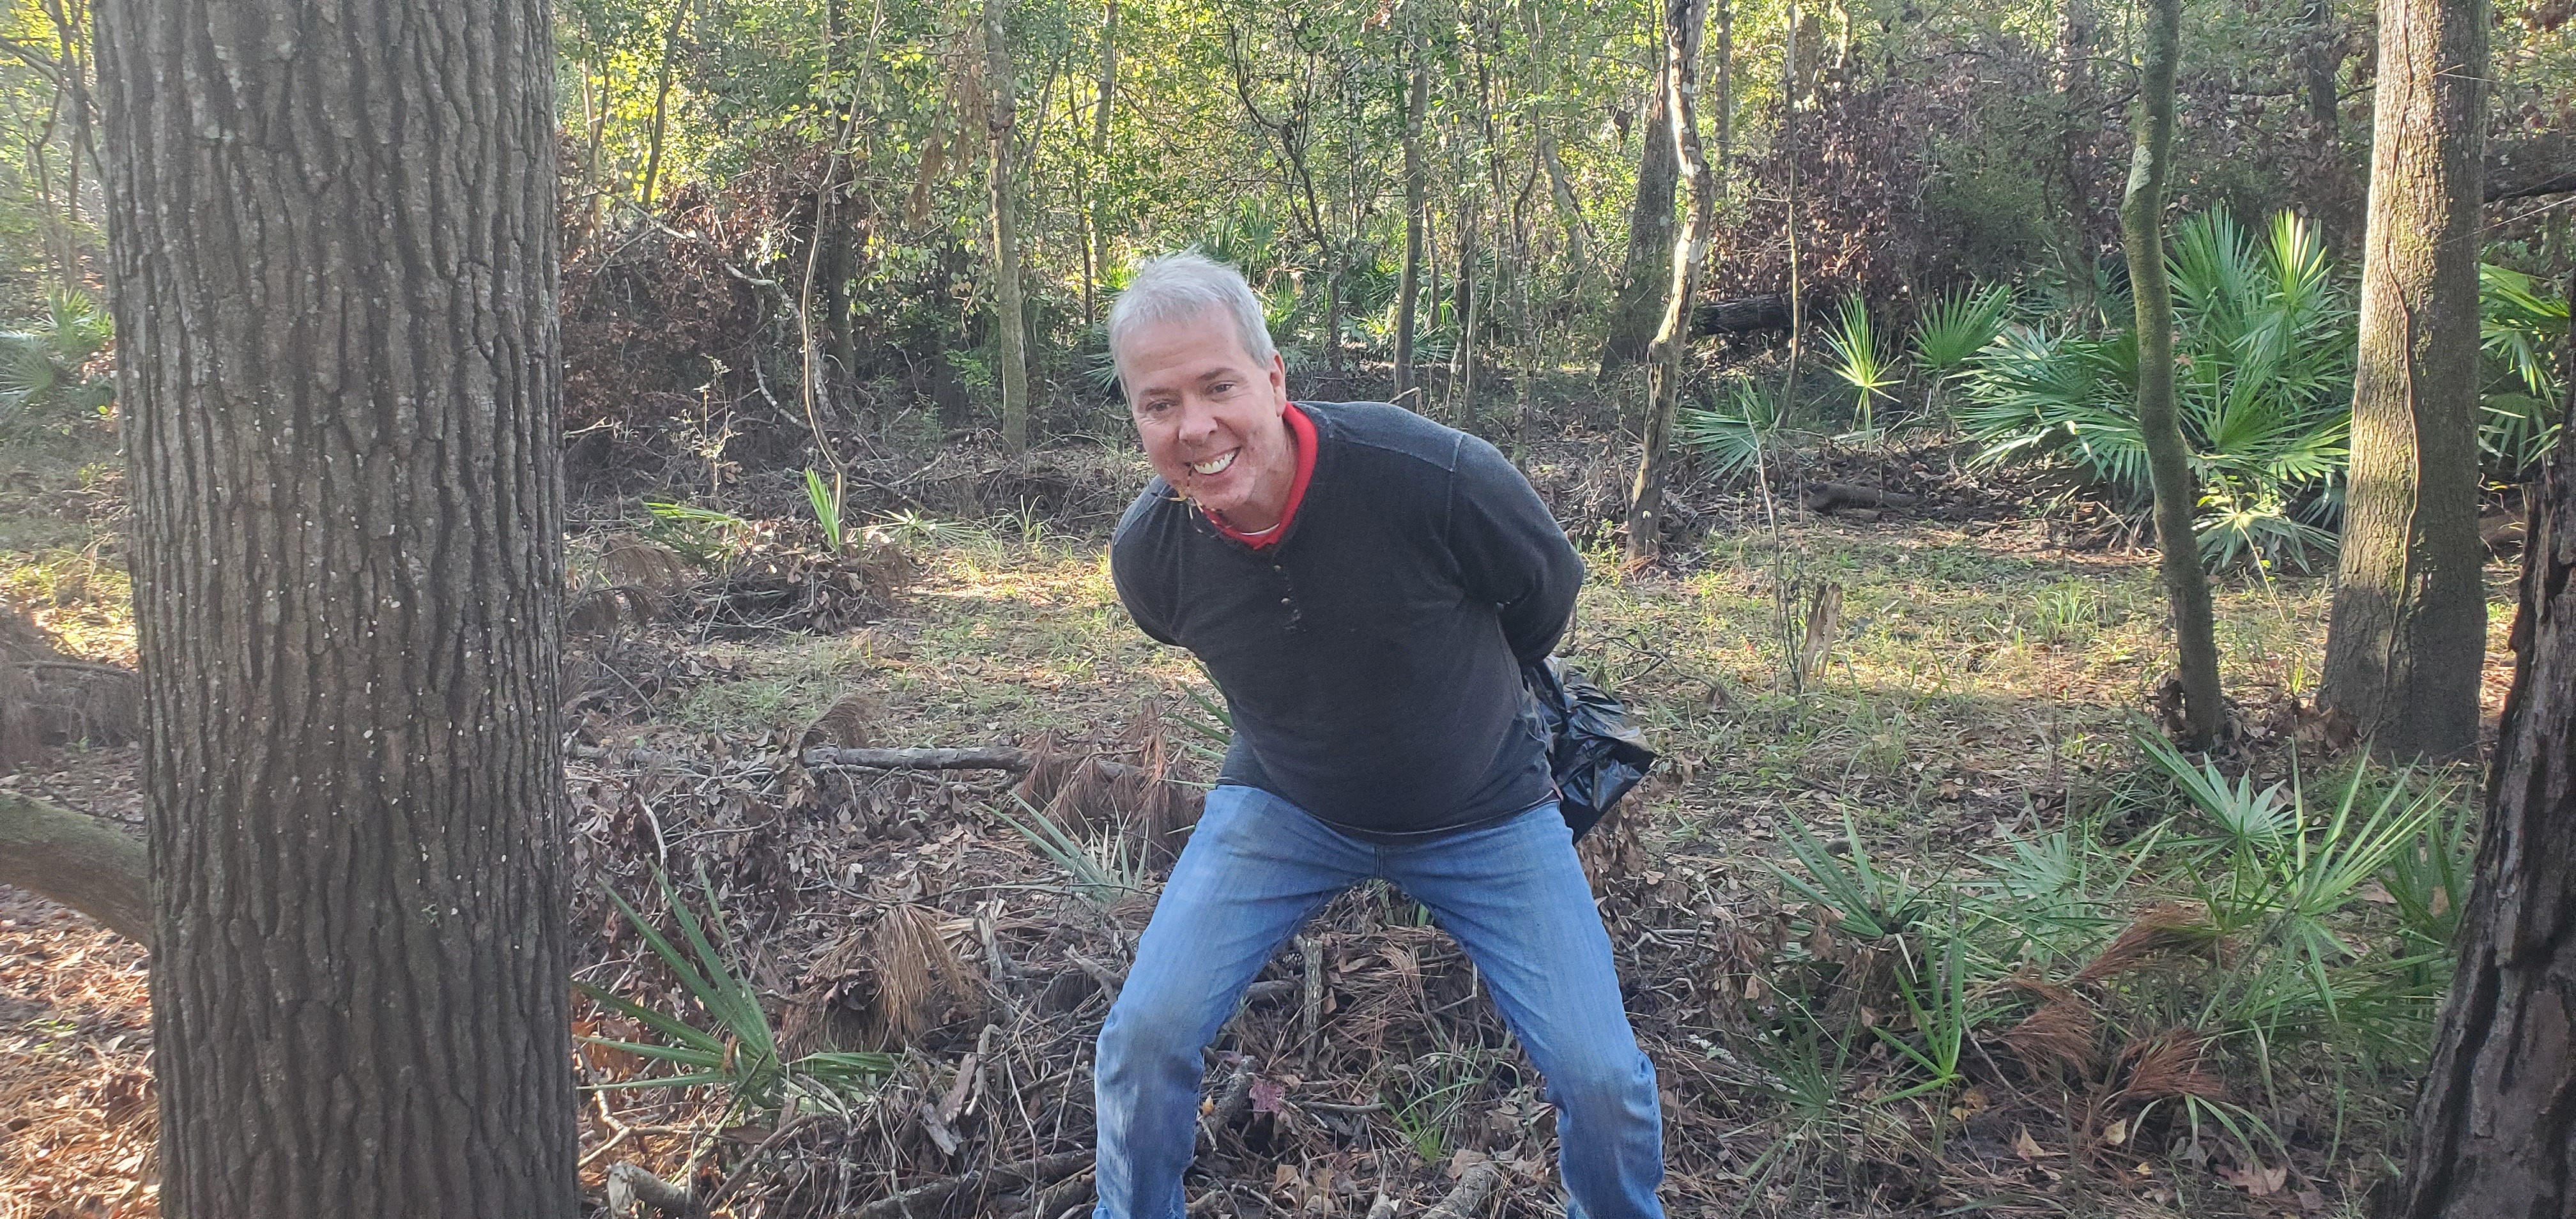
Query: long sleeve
[[1443, 433, 1583, 665]]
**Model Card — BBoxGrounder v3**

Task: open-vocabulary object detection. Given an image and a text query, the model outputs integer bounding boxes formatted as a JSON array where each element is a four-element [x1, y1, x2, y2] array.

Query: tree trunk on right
[[1597, 12, 1680, 381], [2120, 0, 2225, 748], [2319, 0, 2488, 761], [2395, 270, 2576, 1218]]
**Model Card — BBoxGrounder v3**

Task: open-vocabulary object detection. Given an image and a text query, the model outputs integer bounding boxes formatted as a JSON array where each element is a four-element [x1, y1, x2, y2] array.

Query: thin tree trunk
[[639, 0, 691, 210], [2051, 0, 2099, 314], [95, 0, 578, 1213], [2319, 0, 2488, 760], [2120, 0, 2223, 749], [1598, 11, 1680, 379], [2394, 266, 2576, 1218], [818, 0, 855, 397], [1779, 0, 1805, 416], [1711, 0, 1731, 189], [1394, 31, 1429, 408], [1625, 0, 1718, 565], [986, 0, 1032, 454], [1455, 196, 1480, 430], [1085, 0, 1116, 325]]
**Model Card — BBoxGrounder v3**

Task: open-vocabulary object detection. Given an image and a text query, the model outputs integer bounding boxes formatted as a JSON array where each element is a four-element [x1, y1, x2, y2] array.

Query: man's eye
[[1211, 381, 1236, 394]]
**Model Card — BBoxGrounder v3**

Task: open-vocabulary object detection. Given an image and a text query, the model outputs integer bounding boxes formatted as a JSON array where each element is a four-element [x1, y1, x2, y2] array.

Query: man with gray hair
[[1094, 250, 1665, 1219]]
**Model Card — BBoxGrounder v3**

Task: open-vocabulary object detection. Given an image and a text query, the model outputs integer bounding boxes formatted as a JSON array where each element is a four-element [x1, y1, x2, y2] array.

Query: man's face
[[1122, 308, 1298, 531]]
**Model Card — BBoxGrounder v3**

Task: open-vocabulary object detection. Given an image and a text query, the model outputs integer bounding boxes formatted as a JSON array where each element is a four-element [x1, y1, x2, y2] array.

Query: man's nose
[[1175, 397, 1221, 443]]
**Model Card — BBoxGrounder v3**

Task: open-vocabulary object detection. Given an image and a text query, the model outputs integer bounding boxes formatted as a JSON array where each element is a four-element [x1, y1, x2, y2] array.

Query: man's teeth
[[1190, 451, 1238, 475]]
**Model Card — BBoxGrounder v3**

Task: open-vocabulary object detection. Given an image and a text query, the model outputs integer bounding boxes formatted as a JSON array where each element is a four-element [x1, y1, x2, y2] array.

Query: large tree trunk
[[95, 0, 579, 1213], [1393, 33, 1429, 408], [1623, 0, 1717, 565], [2120, 0, 2224, 748], [2319, 0, 2488, 760], [2395, 269, 2576, 1216], [1597, 13, 1680, 381], [986, 0, 1032, 454]]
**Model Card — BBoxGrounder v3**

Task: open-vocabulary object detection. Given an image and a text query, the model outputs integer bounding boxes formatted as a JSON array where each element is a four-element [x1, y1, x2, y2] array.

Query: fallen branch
[[851, 1151, 1090, 1219], [0, 793, 151, 947], [803, 746, 1150, 784], [1023, 1167, 1095, 1219], [1802, 482, 1922, 513], [1422, 1160, 1506, 1219], [606, 1162, 709, 1219]]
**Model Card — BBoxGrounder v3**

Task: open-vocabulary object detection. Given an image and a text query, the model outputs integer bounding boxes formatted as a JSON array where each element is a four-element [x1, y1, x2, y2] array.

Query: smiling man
[[1095, 252, 1666, 1219]]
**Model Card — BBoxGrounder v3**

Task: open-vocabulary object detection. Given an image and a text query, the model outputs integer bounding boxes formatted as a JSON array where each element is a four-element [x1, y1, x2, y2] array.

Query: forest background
[[0, 0, 2573, 1216]]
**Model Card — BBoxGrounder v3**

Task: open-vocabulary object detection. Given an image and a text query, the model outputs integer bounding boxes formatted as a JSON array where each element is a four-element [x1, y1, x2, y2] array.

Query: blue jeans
[[1092, 785, 1665, 1219]]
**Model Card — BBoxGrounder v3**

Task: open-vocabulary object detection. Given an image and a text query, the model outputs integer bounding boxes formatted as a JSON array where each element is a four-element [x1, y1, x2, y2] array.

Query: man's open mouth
[[1190, 450, 1238, 476]]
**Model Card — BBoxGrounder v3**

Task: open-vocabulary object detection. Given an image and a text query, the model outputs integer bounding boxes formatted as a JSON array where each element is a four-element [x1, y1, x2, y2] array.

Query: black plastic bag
[[1524, 657, 1657, 841]]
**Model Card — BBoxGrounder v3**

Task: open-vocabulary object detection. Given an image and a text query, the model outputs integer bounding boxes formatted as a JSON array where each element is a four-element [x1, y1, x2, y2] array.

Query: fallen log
[[1802, 481, 1923, 513], [850, 1151, 1090, 1219], [1690, 293, 1792, 337], [2487, 132, 2576, 203], [0, 793, 151, 947]]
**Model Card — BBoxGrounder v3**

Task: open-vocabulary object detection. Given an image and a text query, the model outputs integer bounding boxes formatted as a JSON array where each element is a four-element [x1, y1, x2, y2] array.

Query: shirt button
[[1280, 597, 1292, 605]]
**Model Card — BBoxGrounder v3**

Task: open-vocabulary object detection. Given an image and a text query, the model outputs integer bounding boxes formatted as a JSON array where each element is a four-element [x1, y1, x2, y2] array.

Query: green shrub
[[2478, 263, 2568, 482], [0, 292, 114, 438], [1956, 210, 2352, 571]]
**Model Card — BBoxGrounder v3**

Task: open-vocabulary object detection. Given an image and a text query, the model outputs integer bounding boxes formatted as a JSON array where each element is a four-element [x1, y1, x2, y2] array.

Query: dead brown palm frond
[[797, 691, 882, 753], [1011, 730, 1077, 808], [1998, 977, 2100, 1077], [2115, 1030, 2225, 1103], [566, 585, 663, 638], [1041, 756, 1118, 838], [849, 542, 919, 605], [2074, 902, 2219, 983], [873, 902, 979, 1045], [601, 535, 693, 588], [779, 927, 875, 1059]]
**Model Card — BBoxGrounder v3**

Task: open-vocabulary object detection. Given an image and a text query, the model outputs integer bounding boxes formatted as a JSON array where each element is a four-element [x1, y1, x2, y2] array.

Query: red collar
[[1205, 403, 1316, 549]]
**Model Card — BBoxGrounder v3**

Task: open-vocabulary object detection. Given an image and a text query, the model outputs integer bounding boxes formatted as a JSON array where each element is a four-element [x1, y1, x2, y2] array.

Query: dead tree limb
[[606, 1162, 709, 1218], [851, 1151, 1090, 1219], [1802, 482, 1922, 512], [0, 793, 151, 947], [1422, 1161, 1506, 1219], [2487, 133, 2576, 203], [803, 746, 1039, 772]]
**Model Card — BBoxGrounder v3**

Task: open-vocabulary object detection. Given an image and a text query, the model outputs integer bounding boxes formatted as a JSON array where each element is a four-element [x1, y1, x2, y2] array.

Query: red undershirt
[[1204, 402, 1317, 549]]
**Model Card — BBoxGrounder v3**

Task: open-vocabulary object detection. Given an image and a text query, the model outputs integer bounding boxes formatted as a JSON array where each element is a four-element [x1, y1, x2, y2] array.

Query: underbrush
[[1716, 735, 2472, 1209]]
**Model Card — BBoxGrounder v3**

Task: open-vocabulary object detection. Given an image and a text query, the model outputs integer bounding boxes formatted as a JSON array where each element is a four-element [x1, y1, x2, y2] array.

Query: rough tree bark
[[1393, 23, 1429, 408], [2395, 268, 2576, 1216], [2319, 0, 2487, 760], [2120, 0, 2224, 748], [1623, 0, 1717, 565], [986, 0, 1032, 454], [1597, 6, 1680, 380], [95, 0, 579, 1213]]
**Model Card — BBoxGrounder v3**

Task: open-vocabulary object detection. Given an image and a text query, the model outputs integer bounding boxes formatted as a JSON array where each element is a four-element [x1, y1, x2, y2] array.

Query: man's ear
[[1269, 351, 1289, 399]]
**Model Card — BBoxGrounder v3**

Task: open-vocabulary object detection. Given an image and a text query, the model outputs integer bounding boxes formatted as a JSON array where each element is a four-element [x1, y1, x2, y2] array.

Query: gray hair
[[1106, 251, 1277, 392]]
